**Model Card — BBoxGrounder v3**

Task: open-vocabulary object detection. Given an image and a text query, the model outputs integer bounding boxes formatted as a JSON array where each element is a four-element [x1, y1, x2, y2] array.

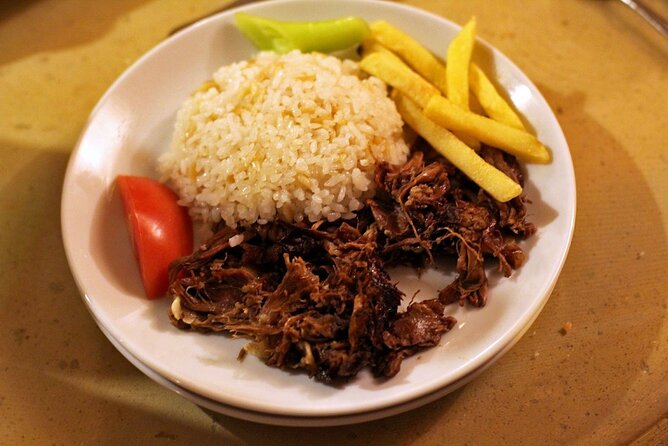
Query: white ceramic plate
[[62, 0, 575, 421], [94, 301, 541, 426]]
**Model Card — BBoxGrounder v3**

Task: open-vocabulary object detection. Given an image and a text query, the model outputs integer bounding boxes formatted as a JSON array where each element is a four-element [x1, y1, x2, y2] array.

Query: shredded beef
[[167, 145, 534, 383], [372, 147, 534, 307], [168, 221, 456, 383]]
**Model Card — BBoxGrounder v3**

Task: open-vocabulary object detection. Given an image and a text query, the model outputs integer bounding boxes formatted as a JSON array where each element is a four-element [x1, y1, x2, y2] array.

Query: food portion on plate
[[159, 50, 408, 228], [234, 12, 371, 54], [118, 15, 549, 383], [117, 176, 193, 299]]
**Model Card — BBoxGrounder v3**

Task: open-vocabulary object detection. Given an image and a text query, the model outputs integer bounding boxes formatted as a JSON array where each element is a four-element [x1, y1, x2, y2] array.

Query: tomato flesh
[[117, 175, 193, 299]]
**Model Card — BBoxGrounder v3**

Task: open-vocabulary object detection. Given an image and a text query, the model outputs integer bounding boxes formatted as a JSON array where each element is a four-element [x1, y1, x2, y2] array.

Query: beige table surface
[[1, 0, 667, 444]]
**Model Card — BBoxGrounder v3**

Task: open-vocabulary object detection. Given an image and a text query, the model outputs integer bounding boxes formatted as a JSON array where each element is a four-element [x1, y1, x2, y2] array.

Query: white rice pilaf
[[159, 50, 408, 227]]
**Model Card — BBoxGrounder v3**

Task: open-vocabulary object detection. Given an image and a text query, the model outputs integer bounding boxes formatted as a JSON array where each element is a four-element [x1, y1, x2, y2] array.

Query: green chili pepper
[[234, 13, 370, 54]]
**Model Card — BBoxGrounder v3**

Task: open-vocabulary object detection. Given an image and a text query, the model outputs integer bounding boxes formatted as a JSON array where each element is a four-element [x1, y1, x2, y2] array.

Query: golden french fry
[[455, 131, 481, 152], [369, 20, 447, 94], [445, 18, 479, 149], [469, 63, 525, 130], [394, 93, 522, 202], [360, 38, 393, 58], [424, 95, 551, 163], [446, 17, 476, 111], [360, 51, 439, 108]]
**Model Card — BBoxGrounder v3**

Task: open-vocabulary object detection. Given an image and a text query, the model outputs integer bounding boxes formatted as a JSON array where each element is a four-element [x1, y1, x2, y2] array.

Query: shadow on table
[[476, 84, 667, 444], [0, 0, 151, 66], [203, 386, 464, 445], [0, 144, 144, 439]]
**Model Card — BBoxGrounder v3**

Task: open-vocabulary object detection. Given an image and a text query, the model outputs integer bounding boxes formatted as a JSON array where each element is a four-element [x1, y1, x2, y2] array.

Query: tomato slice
[[117, 175, 193, 299]]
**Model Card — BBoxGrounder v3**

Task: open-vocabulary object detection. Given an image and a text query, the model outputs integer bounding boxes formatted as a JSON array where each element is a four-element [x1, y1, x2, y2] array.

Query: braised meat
[[168, 221, 456, 383], [372, 147, 534, 307], [167, 145, 533, 383]]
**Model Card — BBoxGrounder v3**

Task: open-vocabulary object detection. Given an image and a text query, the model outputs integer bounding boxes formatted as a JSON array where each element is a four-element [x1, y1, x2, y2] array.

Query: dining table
[[1, 0, 667, 444]]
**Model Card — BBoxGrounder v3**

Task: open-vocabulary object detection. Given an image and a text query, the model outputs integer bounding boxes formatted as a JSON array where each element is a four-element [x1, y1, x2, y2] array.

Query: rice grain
[[159, 50, 408, 228]]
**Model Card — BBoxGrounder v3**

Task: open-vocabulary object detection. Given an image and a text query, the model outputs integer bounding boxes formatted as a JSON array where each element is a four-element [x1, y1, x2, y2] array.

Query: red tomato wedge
[[116, 175, 193, 299]]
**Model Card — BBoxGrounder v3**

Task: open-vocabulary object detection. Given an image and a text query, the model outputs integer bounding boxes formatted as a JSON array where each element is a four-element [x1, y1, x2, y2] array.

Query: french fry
[[394, 92, 522, 202], [360, 38, 393, 58], [360, 51, 439, 108], [446, 17, 476, 111], [369, 20, 447, 94], [469, 63, 525, 130], [445, 18, 479, 149], [424, 95, 551, 163]]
